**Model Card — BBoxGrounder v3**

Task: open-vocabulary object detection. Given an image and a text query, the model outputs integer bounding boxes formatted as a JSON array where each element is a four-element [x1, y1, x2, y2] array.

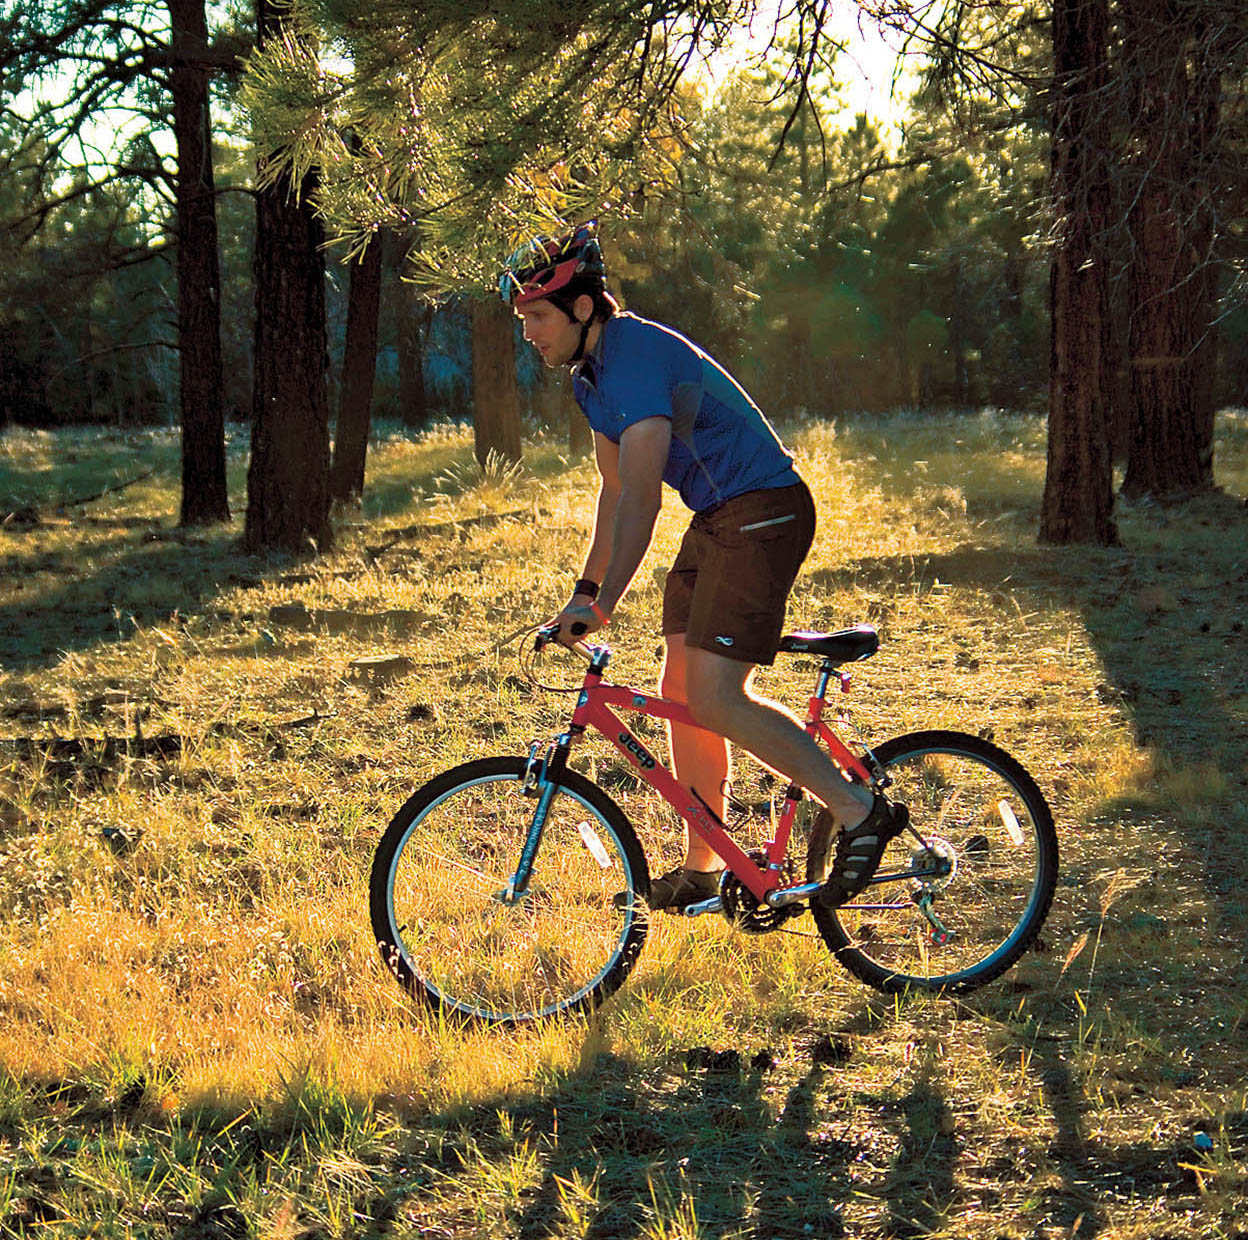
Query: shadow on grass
[[806, 488, 1248, 886], [331, 1023, 1232, 1239], [11, 1010, 1242, 1240], [0, 531, 276, 673], [374, 1041, 934, 1239]]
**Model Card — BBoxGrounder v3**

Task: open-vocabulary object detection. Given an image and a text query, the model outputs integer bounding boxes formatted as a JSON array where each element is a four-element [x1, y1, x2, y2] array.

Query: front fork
[[499, 737, 569, 904]]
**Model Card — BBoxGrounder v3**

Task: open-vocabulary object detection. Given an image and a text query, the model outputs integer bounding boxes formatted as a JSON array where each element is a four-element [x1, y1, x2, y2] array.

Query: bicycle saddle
[[777, 624, 879, 662]]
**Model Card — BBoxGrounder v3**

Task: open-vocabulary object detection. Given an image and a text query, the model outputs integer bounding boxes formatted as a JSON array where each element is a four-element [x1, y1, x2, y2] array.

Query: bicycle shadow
[[371, 1024, 967, 1239], [962, 999, 1227, 1240]]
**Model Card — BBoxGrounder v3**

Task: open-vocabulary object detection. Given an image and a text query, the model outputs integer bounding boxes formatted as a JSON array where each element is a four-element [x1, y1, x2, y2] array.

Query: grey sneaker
[[614, 866, 723, 912]]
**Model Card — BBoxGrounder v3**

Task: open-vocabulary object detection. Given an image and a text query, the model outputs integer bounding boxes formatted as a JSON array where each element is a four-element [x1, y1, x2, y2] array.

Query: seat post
[[813, 660, 837, 702]]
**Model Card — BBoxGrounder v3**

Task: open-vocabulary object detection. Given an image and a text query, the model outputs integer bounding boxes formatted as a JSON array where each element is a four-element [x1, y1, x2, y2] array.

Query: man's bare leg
[[680, 644, 875, 829], [660, 638, 730, 871]]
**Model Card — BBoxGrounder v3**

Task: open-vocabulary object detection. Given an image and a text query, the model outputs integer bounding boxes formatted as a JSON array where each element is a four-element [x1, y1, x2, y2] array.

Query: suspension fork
[[502, 735, 572, 903]]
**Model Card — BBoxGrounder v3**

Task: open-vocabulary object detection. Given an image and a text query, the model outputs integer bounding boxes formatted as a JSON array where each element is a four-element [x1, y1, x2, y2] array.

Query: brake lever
[[533, 622, 562, 652]]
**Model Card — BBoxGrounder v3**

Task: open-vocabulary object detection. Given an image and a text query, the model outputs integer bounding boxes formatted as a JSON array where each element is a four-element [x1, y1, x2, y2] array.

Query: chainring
[[721, 850, 803, 934]]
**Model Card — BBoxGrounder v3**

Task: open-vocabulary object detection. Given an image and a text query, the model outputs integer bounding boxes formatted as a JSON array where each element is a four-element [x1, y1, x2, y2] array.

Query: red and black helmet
[[498, 220, 606, 308]]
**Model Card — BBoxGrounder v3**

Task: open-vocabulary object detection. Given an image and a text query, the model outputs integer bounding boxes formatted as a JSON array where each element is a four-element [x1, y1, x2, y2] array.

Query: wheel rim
[[829, 745, 1050, 987], [380, 773, 642, 1022]]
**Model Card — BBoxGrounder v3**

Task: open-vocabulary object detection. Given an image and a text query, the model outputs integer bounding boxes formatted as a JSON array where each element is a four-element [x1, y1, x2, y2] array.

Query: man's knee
[[660, 639, 688, 702], [684, 669, 748, 731]]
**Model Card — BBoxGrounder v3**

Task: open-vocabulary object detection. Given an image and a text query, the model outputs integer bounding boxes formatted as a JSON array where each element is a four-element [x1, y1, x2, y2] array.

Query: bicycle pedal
[[681, 896, 723, 918]]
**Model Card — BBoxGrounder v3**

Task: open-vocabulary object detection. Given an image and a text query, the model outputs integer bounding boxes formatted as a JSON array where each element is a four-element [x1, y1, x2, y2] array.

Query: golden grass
[[0, 409, 1245, 1237]]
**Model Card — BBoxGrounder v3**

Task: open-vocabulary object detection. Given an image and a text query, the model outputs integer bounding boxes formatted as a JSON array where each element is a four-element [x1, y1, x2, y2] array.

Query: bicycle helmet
[[498, 220, 606, 309]]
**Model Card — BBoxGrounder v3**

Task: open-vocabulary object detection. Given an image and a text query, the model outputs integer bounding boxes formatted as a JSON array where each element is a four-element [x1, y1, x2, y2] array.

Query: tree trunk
[[330, 231, 383, 503], [1121, 1, 1218, 499], [470, 297, 522, 466], [564, 372, 591, 457], [537, 365, 589, 455], [397, 276, 431, 428], [168, 0, 229, 526], [1039, 0, 1119, 545], [950, 255, 968, 407], [243, 0, 331, 554]]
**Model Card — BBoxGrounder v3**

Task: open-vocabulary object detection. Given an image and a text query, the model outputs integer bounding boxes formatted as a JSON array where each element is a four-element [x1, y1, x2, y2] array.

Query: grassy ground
[[0, 410, 1245, 1239]]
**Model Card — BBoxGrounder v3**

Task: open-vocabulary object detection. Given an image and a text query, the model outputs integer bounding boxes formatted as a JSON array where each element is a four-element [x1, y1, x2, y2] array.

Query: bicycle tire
[[370, 756, 650, 1025], [807, 730, 1057, 994]]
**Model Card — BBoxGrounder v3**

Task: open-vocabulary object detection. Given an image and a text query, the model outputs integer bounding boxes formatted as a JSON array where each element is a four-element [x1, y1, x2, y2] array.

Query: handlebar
[[533, 621, 597, 659]]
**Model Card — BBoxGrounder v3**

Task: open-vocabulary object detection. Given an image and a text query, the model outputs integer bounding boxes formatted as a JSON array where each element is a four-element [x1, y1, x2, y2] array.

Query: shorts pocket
[[738, 512, 797, 533]]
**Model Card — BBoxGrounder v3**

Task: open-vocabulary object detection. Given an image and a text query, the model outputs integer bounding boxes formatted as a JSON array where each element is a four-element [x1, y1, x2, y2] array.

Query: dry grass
[[0, 409, 1246, 1238]]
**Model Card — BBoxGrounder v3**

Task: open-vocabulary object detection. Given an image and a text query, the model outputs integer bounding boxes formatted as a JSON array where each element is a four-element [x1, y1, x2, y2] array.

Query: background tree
[[167, 0, 230, 523], [242, 0, 330, 554], [469, 297, 522, 468], [393, 252, 433, 429], [1038, 0, 1118, 543], [1, 0, 246, 521], [1118, 3, 1244, 500], [329, 230, 383, 502]]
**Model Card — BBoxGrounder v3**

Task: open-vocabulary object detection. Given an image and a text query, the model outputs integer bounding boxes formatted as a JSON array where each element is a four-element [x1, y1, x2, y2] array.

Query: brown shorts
[[661, 480, 815, 665]]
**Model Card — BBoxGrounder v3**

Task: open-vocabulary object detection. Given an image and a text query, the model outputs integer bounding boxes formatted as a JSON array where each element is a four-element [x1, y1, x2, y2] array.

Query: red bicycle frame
[[561, 648, 875, 903]]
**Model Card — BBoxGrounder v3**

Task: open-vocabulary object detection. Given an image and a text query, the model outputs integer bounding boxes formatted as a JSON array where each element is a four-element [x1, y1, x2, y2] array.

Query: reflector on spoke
[[997, 799, 1025, 845], [577, 820, 615, 868]]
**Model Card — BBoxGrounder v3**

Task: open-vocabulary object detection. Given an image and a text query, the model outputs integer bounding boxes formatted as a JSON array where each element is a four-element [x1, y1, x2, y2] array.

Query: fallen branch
[[364, 507, 528, 562], [59, 468, 157, 509]]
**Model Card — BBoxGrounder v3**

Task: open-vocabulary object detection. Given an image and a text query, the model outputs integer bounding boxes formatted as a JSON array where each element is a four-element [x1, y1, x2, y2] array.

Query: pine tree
[[1, 0, 244, 522], [243, 0, 332, 555]]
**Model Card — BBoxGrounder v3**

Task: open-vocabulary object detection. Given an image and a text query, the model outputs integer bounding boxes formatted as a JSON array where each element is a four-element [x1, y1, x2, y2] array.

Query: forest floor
[[0, 409, 1246, 1239]]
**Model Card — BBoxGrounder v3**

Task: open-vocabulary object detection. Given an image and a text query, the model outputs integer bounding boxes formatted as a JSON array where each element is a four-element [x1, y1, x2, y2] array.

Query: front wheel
[[370, 757, 650, 1025], [807, 730, 1057, 994]]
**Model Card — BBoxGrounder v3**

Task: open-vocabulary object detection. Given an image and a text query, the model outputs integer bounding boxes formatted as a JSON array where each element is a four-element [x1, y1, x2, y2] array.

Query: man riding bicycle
[[499, 220, 908, 913]]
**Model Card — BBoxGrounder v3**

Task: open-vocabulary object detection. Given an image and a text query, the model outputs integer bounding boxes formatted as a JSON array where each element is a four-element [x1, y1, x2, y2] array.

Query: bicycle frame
[[531, 642, 878, 905]]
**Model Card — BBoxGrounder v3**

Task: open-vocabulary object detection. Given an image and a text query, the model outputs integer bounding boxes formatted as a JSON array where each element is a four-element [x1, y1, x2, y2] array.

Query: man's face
[[516, 297, 587, 367]]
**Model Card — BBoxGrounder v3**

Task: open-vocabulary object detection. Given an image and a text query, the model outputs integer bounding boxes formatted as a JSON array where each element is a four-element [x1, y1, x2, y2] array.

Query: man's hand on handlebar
[[533, 592, 611, 652], [552, 602, 606, 646]]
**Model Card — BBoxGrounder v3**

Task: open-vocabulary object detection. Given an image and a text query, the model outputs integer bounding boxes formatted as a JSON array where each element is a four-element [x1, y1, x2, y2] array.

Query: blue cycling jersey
[[571, 312, 800, 512]]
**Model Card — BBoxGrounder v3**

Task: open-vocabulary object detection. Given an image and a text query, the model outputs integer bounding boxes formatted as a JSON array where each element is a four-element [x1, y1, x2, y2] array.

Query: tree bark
[[1039, 0, 1119, 545], [330, 231, 383, 502], [243, 0, 331, 554], [168, 0, 230, 525], [536, 365, 589, 455], [562, 370, 591, 457], [397, 275, 431, 428], [470, 297, 522, 466], [1121, 1, 1219, 499]]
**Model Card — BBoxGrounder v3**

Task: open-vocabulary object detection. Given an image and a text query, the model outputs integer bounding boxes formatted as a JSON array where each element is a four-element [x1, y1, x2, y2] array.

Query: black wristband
[[573, 577, 600, 600]]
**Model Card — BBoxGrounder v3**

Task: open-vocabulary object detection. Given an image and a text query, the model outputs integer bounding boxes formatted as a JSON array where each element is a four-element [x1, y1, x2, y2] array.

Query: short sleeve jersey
[[571, 312, 800, 512]]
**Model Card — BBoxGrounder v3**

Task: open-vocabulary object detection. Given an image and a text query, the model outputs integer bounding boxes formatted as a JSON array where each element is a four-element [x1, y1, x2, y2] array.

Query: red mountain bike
[[370, 624, 1057, 1025]]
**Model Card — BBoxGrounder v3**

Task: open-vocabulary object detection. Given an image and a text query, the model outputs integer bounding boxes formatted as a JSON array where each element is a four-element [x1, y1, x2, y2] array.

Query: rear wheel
[[807, 731, 1057, 994], [370, 757, 649, 1024]]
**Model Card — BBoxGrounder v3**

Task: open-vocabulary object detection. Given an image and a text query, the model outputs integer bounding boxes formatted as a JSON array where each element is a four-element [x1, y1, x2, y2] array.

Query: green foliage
[[240, 0, 757, 289], [613, 47, 1052, 414]]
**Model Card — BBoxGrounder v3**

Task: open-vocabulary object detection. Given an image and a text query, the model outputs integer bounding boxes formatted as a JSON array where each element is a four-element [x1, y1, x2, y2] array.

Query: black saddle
[[776, 624, 879, 663]]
